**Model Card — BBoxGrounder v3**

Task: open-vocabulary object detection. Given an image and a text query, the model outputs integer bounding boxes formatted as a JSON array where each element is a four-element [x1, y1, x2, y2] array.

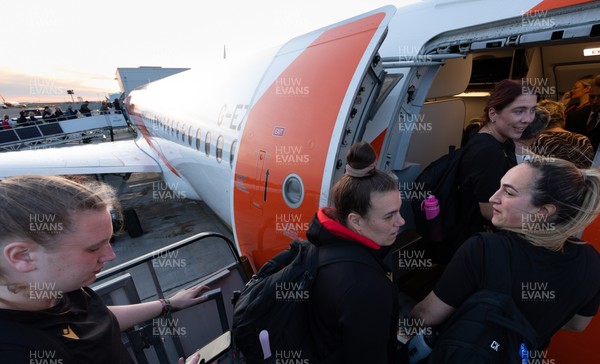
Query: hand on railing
[[169, 284, 211, 311]]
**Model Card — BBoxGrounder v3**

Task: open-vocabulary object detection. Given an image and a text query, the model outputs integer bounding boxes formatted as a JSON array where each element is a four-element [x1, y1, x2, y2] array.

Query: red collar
[[566, 101, 590, 112], [317, 208, 380, 250]]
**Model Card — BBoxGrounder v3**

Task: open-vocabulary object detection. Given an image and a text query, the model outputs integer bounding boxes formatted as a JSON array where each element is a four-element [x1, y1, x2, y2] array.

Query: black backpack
[[411, 143, 470, 245], [427, 233, 538, 364], [231, 240, 382, 364]]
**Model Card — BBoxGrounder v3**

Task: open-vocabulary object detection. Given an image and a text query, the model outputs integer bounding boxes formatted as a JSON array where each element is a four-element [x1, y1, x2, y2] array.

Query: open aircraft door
[[233, 6, 396, 269]]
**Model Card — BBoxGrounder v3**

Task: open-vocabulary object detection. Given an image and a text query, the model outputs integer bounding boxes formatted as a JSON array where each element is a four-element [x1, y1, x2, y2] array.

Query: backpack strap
[[0, 319, 75, 364], [255, 240, 311, 276], [478, 232, 513, 293], [477, 232, 539, 347]]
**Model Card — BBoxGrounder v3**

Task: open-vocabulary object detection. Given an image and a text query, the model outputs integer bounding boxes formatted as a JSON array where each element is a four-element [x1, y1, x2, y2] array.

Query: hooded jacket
[[307, 207, 399, 364]]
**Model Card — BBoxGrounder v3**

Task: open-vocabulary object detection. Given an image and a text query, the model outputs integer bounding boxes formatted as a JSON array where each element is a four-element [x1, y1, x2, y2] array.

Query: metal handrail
[[96, 231, 239, 281], [94, 231, 240, 363], [90, 232, 240, 363], [0, 112, 130, 150]]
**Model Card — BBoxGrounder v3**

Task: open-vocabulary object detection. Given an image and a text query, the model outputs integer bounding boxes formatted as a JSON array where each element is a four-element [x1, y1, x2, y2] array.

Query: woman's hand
[[560, 91, 572, 105], [178, 352, 201, 364], [169, 284, 211, 311]]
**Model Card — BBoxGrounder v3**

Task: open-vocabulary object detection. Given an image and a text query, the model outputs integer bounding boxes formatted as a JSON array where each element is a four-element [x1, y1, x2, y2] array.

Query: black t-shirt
[[565, 103, 591, 135], [433, 231, 600, 346], [586, 112, 600, 153], [0, 287, 133, 364], [456, 133, 517, 244]]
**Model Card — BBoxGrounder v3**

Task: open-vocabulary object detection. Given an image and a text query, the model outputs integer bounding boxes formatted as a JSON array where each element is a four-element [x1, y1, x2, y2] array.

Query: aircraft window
[[230, 139, 238, 169], [181, 124, 186, 142], [216, 135, 224, 163], [205, 131, 211, 156], [195, 128, 201, 151], [188, 126, 193, 146], [375, 74, 402, 109]]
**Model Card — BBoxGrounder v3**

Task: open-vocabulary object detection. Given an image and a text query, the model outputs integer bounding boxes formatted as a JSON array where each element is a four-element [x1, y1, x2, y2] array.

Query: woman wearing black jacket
[[307, 141, 405, 364]]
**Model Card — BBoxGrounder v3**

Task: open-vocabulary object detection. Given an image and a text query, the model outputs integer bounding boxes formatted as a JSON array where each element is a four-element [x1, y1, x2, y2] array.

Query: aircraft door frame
[[232, 7, 397, 270]]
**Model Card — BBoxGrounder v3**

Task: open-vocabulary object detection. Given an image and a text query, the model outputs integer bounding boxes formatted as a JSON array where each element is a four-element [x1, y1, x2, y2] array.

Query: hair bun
[[345, 141, 378, 178], [345, 162, 376, 178]]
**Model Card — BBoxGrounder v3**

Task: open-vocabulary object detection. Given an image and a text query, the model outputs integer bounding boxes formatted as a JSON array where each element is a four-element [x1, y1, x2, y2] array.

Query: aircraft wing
[[0, 139, 161, 178]]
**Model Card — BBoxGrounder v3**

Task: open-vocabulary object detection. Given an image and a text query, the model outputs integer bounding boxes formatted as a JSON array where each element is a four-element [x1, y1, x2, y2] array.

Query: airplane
[[1, 0, 600, 361], [1, 94, 27, 108]]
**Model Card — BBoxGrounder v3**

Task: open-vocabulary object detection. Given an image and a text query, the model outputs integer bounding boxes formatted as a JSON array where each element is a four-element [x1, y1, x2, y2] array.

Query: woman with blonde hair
[[0, 175, 204, 363], [531, 99, 594, 168], [562, 75, 593, 135], [410, 158, 600, 351]]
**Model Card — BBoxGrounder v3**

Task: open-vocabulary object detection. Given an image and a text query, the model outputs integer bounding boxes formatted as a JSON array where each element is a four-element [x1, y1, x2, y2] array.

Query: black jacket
[[307, 208, 399, 364]]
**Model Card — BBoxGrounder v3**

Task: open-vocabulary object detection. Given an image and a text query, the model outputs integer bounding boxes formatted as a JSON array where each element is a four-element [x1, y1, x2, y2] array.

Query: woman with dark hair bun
[[307, 141, 405, 364]]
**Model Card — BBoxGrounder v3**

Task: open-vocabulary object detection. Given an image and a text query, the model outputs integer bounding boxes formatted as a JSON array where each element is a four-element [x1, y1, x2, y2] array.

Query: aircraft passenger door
[[233, 6, 397, 269]]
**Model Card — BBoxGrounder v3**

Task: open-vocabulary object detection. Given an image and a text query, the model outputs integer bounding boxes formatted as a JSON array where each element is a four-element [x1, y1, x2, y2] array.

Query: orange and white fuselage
[[126, 7, 396, 269]]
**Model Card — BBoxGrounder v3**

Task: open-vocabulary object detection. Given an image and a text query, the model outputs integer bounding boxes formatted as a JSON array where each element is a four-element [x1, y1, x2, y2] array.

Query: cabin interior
[[370, 11, 600, 307]]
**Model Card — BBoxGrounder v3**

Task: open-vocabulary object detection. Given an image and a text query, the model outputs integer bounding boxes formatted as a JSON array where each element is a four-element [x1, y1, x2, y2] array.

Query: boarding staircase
[[91, 232, 250, 364], [0, 112, 130, 152]]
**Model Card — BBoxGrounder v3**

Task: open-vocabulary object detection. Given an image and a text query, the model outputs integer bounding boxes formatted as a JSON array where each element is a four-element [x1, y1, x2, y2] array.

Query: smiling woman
[[445, 79, 539, 259], [493, 159, 600, 250], [410, 158, 600, 355]]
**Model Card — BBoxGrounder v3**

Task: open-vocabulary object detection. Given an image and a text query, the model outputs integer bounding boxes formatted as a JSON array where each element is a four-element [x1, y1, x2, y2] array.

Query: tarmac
[[102, 172, 234, 269], [93, 171, 238, 306]]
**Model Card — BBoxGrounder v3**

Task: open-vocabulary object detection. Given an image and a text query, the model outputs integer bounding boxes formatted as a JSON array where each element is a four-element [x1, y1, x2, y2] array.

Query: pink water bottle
[[421, 195, 443, 242], [421, 195, 440, 220]]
